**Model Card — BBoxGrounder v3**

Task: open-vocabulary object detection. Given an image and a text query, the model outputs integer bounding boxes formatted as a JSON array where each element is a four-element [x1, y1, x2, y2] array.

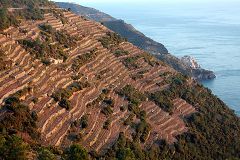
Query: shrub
[[114, 49, 129, 57], [103, 119, 111, 130], [31, 97, 38, 104], [120, 105, 127, 112], [148, 90, 174, 113], [122, 56, 139, 70], [98, 32, 125, 49], [0, 8, 19, 30], [66, 144, 89, 160], [38, 148, 57, 160], [41, 58, 51, 66], [103, 99, 114, 108], [118, 85, 146, 106], [123, 113, 135, 126], [72, 50, 97, 72], [59, 98, 71, 110], [0, 135, 30, 160], [80, 115, 88, 129], [0, 94, 40, 142], [101, 106, 113, 117], [52, 81, 90, 110], [133, 120, 151, 143]]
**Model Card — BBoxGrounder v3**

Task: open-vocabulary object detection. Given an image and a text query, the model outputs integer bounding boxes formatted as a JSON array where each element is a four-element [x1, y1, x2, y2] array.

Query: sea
[[78, 1, 240, 115]]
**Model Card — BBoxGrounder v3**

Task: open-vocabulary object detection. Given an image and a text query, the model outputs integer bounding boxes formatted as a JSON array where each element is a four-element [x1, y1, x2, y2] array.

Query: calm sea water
[[80, 1, 240, 115]]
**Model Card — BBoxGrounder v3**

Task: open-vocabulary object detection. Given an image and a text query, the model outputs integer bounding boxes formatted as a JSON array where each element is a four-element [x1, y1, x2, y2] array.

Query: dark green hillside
[[1, 74, 239, 160], [99, 79, 240, 160], [0, 0, 55, 30]]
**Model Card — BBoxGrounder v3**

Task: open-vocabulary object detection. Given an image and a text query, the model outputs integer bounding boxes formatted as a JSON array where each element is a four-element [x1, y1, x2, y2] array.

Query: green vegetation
[[80, 115, 88, 129], [148, 90, 174, 113], [11, 87, 32, 99], [123, 113, 135, 126], [86, 93, 114, 117], [101, 98, 114, 117], [0, 2, 50, 31], [101, 105, 113, 117], [98, 31, 125, 49], [0, 8, 19, 30], [148, 74, 187, 113], [134, 120, 151, 143], [131, 70, 148, 80], [86, 89, 110, 108], [122, 56, 140, 70], [18, 38, 62, 64], [65, 144, 89, 160], [117, 85, 147, 119], [19, 24, 79, 64], [37, 148, 57, 160], [1, 96, 39, 140], [96, 69, 110, 80], [1, 1, 240, 158], [39, 24, 79, 49], [59, 98, 71, 110], [120, 105, 127, 112], [17, 7, 44, 20], [72, 49, 97, 72], [118, 85, 146, 106], [103, 98, 114, 108], [122, 52, 163, 70], [0, 135, 31, 160], [52, 81, 90, 110], [0, 49, 12, 71], [103, 119, 111, 130], [52, 9, 68, 24], [114, 49, 129, 57], [101, 132, 146, 160], [141, 52, 160, 66], [0, 92, 39, 159], [71, 73, 84, 80]]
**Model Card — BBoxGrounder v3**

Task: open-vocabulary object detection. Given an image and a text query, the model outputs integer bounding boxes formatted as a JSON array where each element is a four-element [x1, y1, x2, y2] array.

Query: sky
[[55, 0, 239, 4], [55, 0, 240, 12]]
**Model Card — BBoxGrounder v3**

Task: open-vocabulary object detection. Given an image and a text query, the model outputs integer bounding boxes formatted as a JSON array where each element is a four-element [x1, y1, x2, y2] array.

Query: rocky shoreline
[[156, 54, 216, 81], [180, 55, 216, 80]]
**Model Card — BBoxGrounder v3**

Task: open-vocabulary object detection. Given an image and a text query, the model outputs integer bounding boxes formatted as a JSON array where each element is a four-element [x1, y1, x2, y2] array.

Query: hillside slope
[[0, 2, 239, 160], [56, 2, 168, 55], [56, 2, 216, 81]]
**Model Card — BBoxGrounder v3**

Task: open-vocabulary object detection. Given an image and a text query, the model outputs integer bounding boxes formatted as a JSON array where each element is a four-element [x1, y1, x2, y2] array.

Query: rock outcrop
[[156, 54, 215, 80]]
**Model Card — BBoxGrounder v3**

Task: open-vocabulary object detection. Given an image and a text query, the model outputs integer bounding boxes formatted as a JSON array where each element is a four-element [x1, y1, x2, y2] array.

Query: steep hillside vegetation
[[56, 2, 216, 81], [0, 2, 239, 159], [56, 2, 168, 55]]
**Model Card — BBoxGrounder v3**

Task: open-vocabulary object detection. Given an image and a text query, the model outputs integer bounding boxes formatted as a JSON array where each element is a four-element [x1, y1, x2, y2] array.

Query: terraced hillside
[[0, 4, 240, 160], [0, 9, 196, 150]]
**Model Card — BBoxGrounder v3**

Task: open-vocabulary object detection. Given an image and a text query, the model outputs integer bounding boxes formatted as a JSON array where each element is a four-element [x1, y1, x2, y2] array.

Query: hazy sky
[[55, 0, 240, 11], [56, 0, 239, 4]]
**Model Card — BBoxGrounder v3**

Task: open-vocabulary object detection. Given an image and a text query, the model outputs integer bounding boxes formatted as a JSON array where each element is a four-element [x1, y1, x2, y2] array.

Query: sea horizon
[[68, 1, 240, 115]]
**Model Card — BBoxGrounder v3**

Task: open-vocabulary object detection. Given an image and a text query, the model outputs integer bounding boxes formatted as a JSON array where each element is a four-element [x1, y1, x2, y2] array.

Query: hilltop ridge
[[0, 1, 239, 159]]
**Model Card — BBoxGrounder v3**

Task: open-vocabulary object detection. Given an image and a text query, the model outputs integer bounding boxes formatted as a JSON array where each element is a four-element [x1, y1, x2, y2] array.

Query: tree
[[67, 144, 89, 160], [116, 148, 136, 160], [0, 8, 10, 30], [38, 148, 56, 160], [0, 135, 30, 160]]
